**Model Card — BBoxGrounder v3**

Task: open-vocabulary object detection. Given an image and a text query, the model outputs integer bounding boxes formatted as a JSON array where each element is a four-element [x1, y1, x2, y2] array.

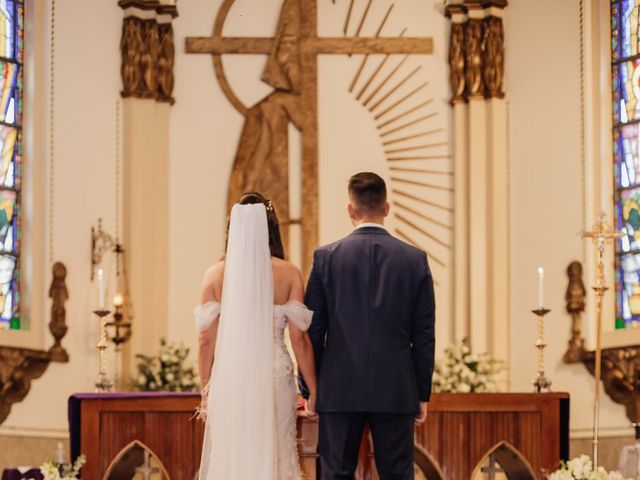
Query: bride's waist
[[274, 343, 293, 368]]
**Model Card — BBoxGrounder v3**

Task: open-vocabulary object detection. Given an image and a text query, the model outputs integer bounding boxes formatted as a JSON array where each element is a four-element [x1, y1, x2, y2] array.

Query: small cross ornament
[[135, 450, 160, 480], [480, 453, 505, 480]]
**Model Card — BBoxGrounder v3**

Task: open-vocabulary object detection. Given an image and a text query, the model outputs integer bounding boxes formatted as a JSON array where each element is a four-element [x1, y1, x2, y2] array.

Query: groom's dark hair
[[348, 172, 387, 215]]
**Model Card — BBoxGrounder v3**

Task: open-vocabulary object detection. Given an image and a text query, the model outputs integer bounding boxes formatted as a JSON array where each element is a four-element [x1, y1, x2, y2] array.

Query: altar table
[[69, 392, 569, 479]]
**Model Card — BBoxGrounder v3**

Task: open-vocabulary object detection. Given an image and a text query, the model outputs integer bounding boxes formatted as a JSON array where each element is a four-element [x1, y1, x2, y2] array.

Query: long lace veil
[[199, 203, 275, 480]]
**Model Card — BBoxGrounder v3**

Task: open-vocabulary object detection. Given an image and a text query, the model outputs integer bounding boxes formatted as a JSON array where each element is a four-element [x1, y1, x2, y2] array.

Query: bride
[[194, 192, 318, 480]]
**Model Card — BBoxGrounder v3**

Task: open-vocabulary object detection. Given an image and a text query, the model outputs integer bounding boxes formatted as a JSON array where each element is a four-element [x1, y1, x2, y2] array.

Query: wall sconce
[[91, 219, 134, 349]]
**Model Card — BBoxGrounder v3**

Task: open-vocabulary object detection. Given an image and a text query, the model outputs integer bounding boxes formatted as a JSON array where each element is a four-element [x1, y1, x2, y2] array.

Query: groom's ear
[[383, 201, 390, 217], [347, 203, 355, 220]]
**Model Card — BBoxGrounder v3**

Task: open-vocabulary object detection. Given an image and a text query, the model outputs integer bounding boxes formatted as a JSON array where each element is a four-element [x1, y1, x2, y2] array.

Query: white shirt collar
[[355, 222, 387, 231]]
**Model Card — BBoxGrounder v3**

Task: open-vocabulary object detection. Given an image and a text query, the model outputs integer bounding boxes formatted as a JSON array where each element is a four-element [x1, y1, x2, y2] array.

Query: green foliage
[[133, 338, 199, 392]]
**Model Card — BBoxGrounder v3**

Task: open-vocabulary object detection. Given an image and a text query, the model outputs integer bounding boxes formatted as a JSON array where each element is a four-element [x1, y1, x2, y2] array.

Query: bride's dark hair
[[238, 192, 285, 260]]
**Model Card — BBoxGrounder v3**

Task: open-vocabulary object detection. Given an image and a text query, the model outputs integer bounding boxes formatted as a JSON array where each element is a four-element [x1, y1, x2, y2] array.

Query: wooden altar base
[[70, 392, 568, 480]]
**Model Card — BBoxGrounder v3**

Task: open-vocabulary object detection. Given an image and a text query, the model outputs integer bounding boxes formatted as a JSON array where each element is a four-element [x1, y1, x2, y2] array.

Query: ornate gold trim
[[449, 22, 465, 104], [464, 19, 484, 99], [0, 262, 69, 425], [482, 16, 504, 99], [119, 3, 176, 104], [446, 4, 506, 102]]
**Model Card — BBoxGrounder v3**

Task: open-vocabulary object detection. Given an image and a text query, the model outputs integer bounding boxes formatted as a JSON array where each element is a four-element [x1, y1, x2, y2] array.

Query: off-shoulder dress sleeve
[[283, 300, 313, 331], [193, 301, 221, 332]]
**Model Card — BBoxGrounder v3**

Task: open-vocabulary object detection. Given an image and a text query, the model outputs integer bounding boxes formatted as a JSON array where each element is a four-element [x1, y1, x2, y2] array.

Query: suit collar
[[355, 222, 387, 231], [351, 225, 391, 236]]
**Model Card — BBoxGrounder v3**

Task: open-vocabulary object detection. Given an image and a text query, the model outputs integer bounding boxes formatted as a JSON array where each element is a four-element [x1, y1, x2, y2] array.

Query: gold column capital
[[119, 2, 177, 104]]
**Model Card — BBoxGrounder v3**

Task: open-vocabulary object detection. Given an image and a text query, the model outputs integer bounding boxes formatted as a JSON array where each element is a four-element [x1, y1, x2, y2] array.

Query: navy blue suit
[[304, 226, 435, 480]]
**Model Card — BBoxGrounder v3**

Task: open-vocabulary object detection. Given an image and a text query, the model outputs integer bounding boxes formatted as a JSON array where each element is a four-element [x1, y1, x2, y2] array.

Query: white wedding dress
[[194, 203, 313, 480], [195, 300, 312, 479]]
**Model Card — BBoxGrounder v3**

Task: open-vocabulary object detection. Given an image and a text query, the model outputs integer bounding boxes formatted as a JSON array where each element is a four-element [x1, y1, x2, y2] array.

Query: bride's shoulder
[[202, 260, 225, 284], [271, 257, 303, 279]]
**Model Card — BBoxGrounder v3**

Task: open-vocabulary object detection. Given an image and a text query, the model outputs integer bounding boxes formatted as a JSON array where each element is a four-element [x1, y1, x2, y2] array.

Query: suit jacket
[[303, 226, 436, 414]]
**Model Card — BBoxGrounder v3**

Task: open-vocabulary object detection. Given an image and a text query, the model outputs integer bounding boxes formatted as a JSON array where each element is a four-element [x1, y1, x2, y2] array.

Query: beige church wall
[[168, 0, 454, 355], [506, 0, 632, 442], [0, 0, 122, 448]]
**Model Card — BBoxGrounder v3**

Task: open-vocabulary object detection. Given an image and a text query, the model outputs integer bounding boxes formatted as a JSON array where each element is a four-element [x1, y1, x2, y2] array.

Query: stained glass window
[[0, 0, 23, 330]]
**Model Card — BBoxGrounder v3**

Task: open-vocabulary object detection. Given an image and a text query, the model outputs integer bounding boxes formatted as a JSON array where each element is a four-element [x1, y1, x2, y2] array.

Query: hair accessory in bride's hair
[[265, 199, 274, 212]]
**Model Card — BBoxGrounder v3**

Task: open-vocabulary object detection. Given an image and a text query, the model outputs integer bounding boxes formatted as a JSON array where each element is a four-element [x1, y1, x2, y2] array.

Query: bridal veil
[[198, 203, 276, 480]]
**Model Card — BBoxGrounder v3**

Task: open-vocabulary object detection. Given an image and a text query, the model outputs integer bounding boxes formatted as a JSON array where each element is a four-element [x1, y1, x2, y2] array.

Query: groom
[[303, 172, 436, 480]]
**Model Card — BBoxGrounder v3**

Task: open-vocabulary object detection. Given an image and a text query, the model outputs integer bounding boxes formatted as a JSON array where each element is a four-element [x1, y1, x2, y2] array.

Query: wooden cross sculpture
[[186, 0, 433, 271]]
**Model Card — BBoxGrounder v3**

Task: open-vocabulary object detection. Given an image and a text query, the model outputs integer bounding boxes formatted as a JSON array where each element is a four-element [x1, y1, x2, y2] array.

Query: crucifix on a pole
[[186, 0, 433, 271]]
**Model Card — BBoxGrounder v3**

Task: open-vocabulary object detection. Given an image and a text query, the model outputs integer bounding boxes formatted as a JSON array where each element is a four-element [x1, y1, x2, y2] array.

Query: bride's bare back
[[200, 257, 304, 307]]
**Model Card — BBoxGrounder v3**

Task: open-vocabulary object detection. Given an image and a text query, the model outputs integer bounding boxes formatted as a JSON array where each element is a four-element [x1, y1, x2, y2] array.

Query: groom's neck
[[353, 217, 385, 226]]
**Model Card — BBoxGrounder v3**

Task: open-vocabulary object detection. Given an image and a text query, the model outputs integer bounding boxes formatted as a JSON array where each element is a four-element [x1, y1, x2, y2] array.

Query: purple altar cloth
[[1, 469, 43, 480], [68, 392, 199, 463]]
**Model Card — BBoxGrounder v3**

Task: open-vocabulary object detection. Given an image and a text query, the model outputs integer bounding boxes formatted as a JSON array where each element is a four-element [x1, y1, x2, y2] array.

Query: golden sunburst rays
[[390, 173, 453, 275], [354, 0, 374, 37], [377, 100, 432, 129], [344, 0, 356, 35], [387, 159, 453, 277], [348, 7, 398, 92], [338, 0, 452, 285]]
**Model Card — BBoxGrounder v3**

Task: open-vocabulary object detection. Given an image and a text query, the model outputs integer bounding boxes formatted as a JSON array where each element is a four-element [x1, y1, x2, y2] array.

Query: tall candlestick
[[97, 268, 105, 309], [537, 267, 544, 308]]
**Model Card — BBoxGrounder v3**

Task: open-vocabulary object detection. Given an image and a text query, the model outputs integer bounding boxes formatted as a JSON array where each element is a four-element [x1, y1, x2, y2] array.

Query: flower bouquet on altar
[[548, 455, 630, 480], [40, 455, 86, 480], [432, 338, 504, 393], [133, 338, 199, 392]]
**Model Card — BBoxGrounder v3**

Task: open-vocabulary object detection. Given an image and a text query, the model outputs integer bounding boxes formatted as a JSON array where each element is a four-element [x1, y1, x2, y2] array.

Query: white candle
[[537, 267, 544, 309], [97, 268, 105, 309], [55, 441, 65, 465]]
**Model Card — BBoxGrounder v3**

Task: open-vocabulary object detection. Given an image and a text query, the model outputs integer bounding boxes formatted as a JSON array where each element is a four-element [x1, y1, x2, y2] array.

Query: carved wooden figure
[[48, 262, 69, 362], [464, 19, 484, 99], [119, 1, 177, 103], [142, 20, 161, 97], [449, 22, 466, 103], [563, 261, 586, 363], [120, 17, 144, 97], [157, 24, 175, 103], [482, 16, 504, 99]]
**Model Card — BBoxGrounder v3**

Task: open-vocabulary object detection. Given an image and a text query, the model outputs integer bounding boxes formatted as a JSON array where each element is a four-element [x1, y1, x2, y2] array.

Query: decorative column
[[446, 0, 508, 361], [118, 0, 177, 380], [446, 2, 471, 348]]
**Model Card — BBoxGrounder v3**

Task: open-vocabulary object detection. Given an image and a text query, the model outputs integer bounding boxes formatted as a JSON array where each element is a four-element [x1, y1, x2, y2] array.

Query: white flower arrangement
[[40, 455, 86, 480], [432, 338, 504, 393], [134, 338, 199, 392], [548, 455, 630, 480]]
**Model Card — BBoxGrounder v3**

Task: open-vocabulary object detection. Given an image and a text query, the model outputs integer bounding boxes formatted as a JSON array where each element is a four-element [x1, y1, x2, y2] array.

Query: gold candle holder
[[532, 308, 552, 392], [93, 309, 113, 393]]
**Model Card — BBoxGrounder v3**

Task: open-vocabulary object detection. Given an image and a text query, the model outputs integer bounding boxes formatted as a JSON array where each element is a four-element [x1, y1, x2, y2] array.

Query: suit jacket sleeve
[[298, 250, 328, 399], [412, 252, 436, 402]]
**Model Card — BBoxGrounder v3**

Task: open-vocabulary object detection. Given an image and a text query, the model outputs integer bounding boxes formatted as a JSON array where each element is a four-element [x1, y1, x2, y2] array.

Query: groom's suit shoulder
[[391, 235, 429, 261], [313, 229, 428, 263]]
